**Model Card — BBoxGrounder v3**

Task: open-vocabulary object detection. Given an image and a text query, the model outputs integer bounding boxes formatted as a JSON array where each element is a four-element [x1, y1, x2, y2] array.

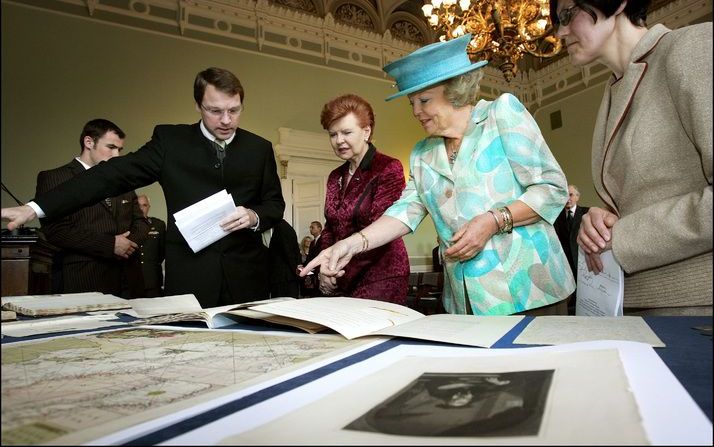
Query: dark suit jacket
[[140, 216, 166, 297], [432, 246, 443, 272], [36, 159, 149, 296], [268, 219, 301, 298], [306, 234, 321, 265], [553, 206, 589, 276], [33, 123, 285, 307], [320, 144, 409, 303]]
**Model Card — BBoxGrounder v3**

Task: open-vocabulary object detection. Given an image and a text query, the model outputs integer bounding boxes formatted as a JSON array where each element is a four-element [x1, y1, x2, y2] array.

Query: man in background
[[554, 184, 589, 314], [555, 184, 590, 276], [36, 119, 148, 297], [137, 194, 166, 297], [2, 68, 284, 308], [299, 221, 323, 297], [306, 221, 323, 265]]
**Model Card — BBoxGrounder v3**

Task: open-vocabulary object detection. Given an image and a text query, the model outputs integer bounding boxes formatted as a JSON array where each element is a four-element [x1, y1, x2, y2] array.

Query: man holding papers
[[2, 67, 285, 307]]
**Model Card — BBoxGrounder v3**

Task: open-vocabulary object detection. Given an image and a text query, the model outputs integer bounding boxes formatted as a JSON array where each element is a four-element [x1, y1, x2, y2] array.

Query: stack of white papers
[[174, 189, 236, 252]]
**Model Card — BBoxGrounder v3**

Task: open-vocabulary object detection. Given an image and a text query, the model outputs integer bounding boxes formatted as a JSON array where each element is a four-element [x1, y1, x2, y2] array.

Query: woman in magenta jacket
[[317, 94, 409, 304]]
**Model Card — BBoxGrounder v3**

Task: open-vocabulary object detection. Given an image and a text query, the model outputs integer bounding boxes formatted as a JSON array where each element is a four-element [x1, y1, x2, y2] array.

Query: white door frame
[[275, 127, 342, 240]]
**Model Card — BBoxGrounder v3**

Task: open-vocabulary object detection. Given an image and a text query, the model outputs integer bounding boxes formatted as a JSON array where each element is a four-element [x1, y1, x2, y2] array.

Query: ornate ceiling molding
[[5, 0, 710, 111], [513, 0, 712, 110], [333, 0, 378, 31]]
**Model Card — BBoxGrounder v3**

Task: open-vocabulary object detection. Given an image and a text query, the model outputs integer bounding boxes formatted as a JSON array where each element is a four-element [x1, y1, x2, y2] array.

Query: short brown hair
[[79, 118, 125, 153], [193, 67, 244, 105], [320, 94, 375, 141], [549, 0, 650, 29]]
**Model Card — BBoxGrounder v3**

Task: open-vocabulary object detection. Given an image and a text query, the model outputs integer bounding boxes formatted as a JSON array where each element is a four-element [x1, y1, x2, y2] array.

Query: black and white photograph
[[346, 370, 553, 437]]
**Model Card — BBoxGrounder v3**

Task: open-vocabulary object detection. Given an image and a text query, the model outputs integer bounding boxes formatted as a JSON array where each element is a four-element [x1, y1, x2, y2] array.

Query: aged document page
[[372, 314, 523, 349], [251, 297, 425, 339], [1, 312, 126, 338], [127, 295, 327, 332], [1, 292, 129, 316], [251, 297, 522, 347], [512, 316, 665, 347]]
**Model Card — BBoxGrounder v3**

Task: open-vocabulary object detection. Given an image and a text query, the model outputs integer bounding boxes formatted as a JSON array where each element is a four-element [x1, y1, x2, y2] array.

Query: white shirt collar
[[75, 157, 92, 170], [200, 121, 236, 144], [568, 205, 577, 214]]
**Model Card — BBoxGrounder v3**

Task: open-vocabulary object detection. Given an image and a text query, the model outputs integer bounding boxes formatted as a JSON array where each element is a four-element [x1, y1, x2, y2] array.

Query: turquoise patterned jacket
[[385, 93, 575, 315]]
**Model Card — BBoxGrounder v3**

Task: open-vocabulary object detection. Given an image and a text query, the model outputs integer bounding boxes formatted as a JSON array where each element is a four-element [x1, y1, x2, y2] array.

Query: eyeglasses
[[200, 103, 243, 118], [556, 4, 581, 28]]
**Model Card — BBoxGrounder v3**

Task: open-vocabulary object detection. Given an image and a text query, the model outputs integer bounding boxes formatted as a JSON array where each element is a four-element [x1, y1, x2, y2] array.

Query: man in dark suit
[[306, 221, 323, 264], [554, 184, 590, 276], [554, 184, 589, 314], [3, 68, 285, 308], [137, 194, 166, 297], [35, 119, 149, 297], [267, 219, 301, 298], [432, 236, 443, 273]]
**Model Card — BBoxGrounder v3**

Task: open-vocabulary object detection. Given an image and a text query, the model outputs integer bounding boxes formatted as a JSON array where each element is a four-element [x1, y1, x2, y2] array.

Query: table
[[119, 315, 712, 445], [2, 315, 711, 445]]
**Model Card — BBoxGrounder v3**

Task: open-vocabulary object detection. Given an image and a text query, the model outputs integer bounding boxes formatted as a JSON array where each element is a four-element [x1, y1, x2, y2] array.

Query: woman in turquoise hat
[[301, 34, 575, 316]]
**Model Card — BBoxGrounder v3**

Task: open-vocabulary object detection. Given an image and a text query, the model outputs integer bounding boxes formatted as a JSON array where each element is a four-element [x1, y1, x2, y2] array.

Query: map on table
[[1, 327, 361, 445]]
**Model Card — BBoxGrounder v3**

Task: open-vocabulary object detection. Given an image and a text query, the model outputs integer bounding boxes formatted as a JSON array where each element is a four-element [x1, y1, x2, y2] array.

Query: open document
[[249, 297, 523, 348], [128, 295, 326, 333], [575, 247, 624, 316], [129, 295, 523, 348], [173, 189, 236, 252]]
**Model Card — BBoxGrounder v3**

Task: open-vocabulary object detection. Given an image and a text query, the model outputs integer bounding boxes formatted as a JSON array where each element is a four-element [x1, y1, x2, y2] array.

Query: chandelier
[[421, 0, 562, 82]]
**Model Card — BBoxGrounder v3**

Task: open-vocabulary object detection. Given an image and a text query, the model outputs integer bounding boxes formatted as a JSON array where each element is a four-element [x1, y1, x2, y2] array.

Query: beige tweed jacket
[[591, 23, 712, 310]]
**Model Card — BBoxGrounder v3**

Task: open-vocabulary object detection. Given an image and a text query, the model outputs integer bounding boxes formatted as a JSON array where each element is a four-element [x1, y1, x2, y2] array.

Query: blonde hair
[[443, 70, 484, 108], [300, 235, 313, 254]]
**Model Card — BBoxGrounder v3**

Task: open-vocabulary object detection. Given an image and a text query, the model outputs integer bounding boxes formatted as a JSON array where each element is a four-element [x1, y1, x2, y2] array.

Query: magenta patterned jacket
[[320, 144, 410, 303]]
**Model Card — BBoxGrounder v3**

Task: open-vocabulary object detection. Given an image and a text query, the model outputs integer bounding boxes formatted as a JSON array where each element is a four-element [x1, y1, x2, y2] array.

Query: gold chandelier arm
[[423, 0, 563, 81], [524, 35, 563, 57]]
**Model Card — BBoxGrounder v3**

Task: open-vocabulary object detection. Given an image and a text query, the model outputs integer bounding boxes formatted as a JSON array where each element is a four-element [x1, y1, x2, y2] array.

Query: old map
[[1, 327, 363, 445]]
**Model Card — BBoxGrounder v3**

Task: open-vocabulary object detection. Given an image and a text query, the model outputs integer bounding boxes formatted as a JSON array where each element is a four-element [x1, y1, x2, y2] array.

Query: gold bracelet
[[486, 210, 502, 233], [498, 206, 513, 234], [357, 231, 369, 253]]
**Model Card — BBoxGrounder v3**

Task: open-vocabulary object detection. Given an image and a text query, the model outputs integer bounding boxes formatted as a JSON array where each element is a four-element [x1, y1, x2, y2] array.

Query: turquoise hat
[[383, 34, 488, 101]]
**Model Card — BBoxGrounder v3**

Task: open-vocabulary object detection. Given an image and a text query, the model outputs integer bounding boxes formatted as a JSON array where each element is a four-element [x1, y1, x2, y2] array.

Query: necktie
[[566, 210, 573, 226], [214, 139, 226, 163]]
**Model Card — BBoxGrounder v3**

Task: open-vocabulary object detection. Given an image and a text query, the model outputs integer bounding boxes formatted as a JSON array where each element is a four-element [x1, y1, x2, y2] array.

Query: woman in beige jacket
[[550, 0, 712, 315]]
